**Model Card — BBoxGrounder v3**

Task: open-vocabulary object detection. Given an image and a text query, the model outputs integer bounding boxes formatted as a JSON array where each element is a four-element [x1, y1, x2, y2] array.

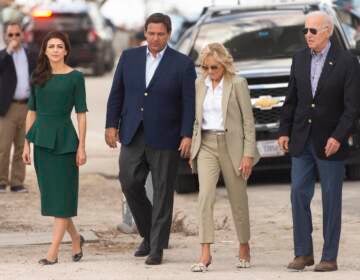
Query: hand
[[324, 137, 341, 157], [278, 136, 289, 152], [105, 128, 119, 148], [239, 156, 253, 180], [178, 137, 192, 158], [22, 143, 31, 165], [76, 148, 87, 166], [6, 40, 19, 54], [188, 158, 193, 169]]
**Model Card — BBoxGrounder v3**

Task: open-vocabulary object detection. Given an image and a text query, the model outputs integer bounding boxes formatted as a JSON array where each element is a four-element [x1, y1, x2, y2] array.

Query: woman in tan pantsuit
[[190, 43, 259, 272]]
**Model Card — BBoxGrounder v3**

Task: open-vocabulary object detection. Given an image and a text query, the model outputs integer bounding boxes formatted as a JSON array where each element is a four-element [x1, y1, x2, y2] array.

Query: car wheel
[[93, 60, 105, 76], [347, 164, 360, 180], [174, 174, 199, 194], [105, 50, 115, 72], [105, 58, 114, 72]]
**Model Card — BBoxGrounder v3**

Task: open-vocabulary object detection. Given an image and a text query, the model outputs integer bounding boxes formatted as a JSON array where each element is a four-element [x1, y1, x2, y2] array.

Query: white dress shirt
[[201, 76, 224, 131], [145, 46, 166, 87], [12, 47, 30, 100]]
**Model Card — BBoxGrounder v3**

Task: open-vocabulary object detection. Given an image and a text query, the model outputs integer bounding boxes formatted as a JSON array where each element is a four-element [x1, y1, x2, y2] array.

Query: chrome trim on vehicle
[[248, 83, 288, 90], [255, 122, 280, 131]]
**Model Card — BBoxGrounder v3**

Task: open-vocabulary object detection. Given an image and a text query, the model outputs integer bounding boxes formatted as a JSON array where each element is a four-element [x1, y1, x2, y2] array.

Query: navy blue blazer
[[279, 45, 360, 160], [106, 46, 196, 150]]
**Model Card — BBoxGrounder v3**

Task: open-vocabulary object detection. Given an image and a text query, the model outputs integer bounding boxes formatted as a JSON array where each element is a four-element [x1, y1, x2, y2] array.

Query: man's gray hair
[[305, 11, 334, 36]]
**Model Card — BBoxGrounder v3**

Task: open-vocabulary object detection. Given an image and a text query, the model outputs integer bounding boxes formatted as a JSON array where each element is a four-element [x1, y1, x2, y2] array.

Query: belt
[[12, 99, 28, 104], [202, 129, 226, 135]]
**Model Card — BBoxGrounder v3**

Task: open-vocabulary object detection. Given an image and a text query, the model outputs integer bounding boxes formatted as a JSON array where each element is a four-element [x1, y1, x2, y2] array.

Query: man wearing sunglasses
[[0, 21, 36, 193], [278, 11, 360, 272]]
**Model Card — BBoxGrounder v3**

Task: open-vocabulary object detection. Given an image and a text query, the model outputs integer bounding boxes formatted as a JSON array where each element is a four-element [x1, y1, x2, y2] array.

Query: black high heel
[[39, 258, 58, 265], [72, 235, 85, 262]]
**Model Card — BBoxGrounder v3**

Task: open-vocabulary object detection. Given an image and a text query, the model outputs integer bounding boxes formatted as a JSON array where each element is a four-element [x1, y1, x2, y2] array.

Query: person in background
[[0, 21, 36, 193]]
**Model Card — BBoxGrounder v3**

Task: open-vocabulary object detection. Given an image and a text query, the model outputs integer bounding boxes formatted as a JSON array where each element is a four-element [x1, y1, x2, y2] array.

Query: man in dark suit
[[278, 11, 359, 272], [0, 21, 36, 193], [105, 13, 196, 265]]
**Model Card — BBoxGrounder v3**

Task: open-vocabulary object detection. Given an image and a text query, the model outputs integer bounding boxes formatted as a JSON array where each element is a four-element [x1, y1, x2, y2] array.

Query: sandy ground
[[1, 169, 360, 280]]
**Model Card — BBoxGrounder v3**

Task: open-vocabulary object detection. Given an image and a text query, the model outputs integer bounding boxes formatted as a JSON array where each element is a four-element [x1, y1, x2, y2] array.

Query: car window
[[191, 11, 307, 63], [176, 28, 194, 55]]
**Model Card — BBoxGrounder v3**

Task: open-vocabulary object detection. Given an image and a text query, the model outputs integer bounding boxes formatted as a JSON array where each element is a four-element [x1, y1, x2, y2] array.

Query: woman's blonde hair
[[199, 43, 236, 77]]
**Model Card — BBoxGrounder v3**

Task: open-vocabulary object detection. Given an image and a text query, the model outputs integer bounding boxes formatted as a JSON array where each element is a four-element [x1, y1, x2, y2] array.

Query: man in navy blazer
[[278, 11, 359, 272], [105, 13, 196, 265]]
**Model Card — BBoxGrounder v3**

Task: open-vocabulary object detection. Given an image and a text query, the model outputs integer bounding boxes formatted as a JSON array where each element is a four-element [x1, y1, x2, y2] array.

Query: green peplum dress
[[26, 70, 87, 218]]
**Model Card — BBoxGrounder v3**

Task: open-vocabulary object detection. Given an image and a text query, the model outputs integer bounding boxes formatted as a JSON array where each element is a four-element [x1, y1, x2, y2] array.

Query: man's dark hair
[[145, 13, 172, 33], [3, 21, 22, 34]]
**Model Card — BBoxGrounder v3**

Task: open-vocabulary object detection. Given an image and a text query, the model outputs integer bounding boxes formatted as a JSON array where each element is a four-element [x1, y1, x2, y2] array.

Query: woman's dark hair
[[145, 13, 172, 33], [31, 31, 71, 86]]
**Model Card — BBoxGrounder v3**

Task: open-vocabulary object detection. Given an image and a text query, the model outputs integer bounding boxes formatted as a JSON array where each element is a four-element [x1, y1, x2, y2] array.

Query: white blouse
[[201, 76, 224, 131]]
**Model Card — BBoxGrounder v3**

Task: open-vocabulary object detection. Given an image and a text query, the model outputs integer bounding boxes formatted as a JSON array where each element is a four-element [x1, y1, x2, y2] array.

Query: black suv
[[24, 1, 115, 76], [174, 1, 360, 193]]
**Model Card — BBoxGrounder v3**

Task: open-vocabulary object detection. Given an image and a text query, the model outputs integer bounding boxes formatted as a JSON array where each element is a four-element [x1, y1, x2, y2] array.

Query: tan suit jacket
[[190, 75, 260, 176]]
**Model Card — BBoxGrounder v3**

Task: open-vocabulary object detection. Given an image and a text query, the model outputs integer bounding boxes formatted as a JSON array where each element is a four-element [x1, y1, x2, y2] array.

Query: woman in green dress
[[22, 31, 87, 265]]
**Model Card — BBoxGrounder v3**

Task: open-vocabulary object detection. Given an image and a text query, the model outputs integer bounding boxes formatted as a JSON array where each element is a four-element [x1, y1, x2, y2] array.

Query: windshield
[[190, 11, 308, 63]]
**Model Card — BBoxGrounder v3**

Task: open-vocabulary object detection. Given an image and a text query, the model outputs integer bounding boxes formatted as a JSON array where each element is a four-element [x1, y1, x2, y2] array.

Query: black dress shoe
[[72, 235, 85, 262], [10, 185, 28, 193], [0, 185, 6, 193], [134, 239, 150, 257], [145, 250, 163, 265], [39, 258, 58, 265]]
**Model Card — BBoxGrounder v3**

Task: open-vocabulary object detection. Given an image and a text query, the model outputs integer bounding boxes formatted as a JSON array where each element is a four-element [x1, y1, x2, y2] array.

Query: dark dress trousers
[[106, 46, 196, 254], [279, 45, 360, 261], [0, 48, 36, 116]]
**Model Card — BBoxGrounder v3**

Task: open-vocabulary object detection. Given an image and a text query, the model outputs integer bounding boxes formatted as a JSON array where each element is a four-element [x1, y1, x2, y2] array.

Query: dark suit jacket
[[0, 48, 37, 116], [279, 45, 360, 160], [106, 46, 196, 150]]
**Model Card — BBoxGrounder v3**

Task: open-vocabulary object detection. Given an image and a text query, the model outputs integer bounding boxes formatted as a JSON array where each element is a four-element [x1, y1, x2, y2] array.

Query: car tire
[[105, 50, 115, 72], [93, 60, 105, 76], [174, 174, 199, 194], [347, 164, 360, 180]]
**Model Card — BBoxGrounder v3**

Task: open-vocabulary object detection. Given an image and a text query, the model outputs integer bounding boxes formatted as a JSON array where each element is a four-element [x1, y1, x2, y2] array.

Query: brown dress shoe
[[287, 255, 315, 271], [314, 261, 338, 272]]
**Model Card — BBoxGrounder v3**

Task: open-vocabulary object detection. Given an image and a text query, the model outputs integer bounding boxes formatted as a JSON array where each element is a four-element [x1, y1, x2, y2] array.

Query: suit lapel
[[197, 79, 207, 126], [139, 47, 147, 90], [314, 45, 337, 97], [221, 75, 232, 126], [304, 49, 313, 100], [146, 46, 171, 90]]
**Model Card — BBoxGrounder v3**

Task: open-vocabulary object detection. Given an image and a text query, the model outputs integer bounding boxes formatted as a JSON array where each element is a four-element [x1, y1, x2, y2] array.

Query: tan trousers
[[0, 103, 28, 186], [197, 132, 250, 244]]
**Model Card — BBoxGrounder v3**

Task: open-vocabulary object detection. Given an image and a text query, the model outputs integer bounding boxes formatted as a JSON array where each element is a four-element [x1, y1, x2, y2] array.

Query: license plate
[[257, 140, 285, 158]]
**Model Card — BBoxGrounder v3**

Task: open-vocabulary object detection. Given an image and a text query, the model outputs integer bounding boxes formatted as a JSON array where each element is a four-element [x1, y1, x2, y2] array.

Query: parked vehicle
[[173, 1, 360, 193], [24, 1, 115, 76]]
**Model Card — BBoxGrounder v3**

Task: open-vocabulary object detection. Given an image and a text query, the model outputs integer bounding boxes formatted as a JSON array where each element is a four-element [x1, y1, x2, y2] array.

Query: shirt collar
[[146, 45, 167, 59], [205, 75, 224, 90], [12, 46, 25, 55], [311, 41, 331, 57]]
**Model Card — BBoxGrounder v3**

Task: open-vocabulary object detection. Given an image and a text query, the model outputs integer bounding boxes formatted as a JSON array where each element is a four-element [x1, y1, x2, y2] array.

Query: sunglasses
[[7, 32, 21, 38], [201, 65, 219, 71], [302, 26, 327, 35]]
